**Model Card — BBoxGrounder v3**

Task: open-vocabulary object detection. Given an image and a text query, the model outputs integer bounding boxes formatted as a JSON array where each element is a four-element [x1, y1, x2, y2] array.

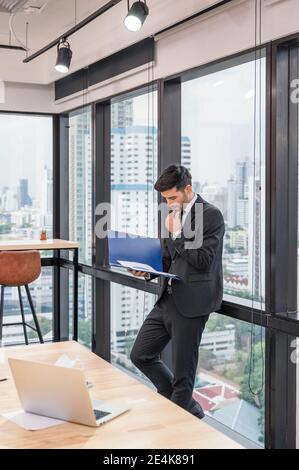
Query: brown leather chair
[[0, 250, 44, 346]]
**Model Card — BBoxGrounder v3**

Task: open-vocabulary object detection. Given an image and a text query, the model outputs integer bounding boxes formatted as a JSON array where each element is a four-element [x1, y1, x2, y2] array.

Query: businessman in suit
[[129, 165, 225, 419]]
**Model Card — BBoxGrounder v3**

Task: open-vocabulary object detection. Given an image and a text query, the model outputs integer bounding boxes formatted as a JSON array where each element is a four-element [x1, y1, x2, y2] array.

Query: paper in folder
[[107, 230, 180, 280]]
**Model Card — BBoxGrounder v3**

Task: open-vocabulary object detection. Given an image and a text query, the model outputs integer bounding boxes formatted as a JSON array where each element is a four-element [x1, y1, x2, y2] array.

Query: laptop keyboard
[[93, 409, 111, 421]]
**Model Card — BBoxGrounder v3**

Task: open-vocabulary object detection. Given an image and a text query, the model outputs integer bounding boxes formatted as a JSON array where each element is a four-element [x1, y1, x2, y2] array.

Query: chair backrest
[[0, 250, 41, 287]]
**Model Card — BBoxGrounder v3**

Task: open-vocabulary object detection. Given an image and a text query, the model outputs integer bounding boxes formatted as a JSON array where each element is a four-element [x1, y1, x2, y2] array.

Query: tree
[[28, 316, 52, 339], [77, 319, 92, 348], [239, 341, 265, 443], [0, 223, 12, 234]]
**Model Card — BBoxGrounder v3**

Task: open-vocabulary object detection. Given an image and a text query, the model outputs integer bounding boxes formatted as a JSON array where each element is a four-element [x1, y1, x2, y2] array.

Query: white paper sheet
[[3, 410, 64, 431], [0, 347, 6, 364], [0, 348, 7, 382], [55, 353, 77, 368], [117, 260, 180, 280]]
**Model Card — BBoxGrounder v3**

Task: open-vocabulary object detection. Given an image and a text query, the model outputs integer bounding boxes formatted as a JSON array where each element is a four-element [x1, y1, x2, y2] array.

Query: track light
[[55, 39, 72, 74], [124, 0, 149, 32]]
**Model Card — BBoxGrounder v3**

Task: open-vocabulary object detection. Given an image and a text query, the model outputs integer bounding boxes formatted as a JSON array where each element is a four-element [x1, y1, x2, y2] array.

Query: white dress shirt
[[168, 193, 198, 286], [172, 193, 198, 240]]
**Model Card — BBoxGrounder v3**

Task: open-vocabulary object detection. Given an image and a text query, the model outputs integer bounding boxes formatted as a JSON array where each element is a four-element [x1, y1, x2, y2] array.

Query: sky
[[0, 114, 52, 197], [117, 58, 266, 188], [182, 58, 266, 186]]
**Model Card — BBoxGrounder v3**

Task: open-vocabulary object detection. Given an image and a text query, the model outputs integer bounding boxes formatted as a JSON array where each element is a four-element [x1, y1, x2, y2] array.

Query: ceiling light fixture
[[124, 0, 149, 32], [55, 39, 72, 74]]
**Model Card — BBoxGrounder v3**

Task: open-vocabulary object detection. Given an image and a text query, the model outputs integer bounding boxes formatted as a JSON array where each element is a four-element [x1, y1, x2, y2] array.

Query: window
[[111, 282, 156, 379], [78, 273, 93, 348], [196, 312, 265, 446], [182, 55, 266, 307], [110, 89, 158, 238], [67, 271, 92, 348], [0, 113, 53, 345], [0, 113, 53, 240], [69, 106, 93, 265], [109, 90, 158, 369], [2, 267, 54, 345]]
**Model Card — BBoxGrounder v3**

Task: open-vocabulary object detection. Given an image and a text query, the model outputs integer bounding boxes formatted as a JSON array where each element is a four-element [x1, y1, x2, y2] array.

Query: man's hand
[[165, 209, 182, 234], [127, 269, 149, 280]]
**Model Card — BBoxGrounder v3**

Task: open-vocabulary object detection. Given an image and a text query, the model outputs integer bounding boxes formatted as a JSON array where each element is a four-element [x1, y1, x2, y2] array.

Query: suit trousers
[[130, 290, 209, 413]]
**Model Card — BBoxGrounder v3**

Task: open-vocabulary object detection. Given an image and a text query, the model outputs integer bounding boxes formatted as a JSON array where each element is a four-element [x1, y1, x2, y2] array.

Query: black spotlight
[[124, 0, 149, 32], [55, 39, 72, 74]]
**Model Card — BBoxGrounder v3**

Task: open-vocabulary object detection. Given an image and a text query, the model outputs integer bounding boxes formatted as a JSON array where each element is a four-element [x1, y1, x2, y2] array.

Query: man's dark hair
[[154, 165, 192, 192]]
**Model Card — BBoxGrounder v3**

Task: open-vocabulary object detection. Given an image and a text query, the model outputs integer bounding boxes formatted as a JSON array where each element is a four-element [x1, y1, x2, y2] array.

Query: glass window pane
[[2, 267, 53, 345], [0, 114, 53, 240], [182, 56, 266, 307], [68, 272, 92, 347], [0, 113, 53, 345], [110, 88, 159, 375], [69, 107, 92, 265], [196, 312, 265, 446], [111, 89, 158, 238], [111, 282, 156, 379], [78, 273, 92, 348]]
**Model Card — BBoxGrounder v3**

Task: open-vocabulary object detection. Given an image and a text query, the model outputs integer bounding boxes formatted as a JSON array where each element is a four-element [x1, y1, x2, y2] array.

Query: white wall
[[0, 81, 55, 113], [54, 0, 299, 113]]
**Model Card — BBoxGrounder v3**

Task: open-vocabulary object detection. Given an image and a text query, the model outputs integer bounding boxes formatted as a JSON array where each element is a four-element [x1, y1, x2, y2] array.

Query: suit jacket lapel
[[182, 194, 204, 233]]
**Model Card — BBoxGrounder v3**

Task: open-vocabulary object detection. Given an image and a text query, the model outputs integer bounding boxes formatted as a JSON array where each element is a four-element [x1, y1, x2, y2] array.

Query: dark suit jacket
[[151, 194, 225, 318]]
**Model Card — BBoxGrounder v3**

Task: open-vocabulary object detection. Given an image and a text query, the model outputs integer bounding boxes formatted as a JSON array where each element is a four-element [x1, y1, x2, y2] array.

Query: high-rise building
[[17, 179, 32, 209], [0, 186, 17, 212], [248, 177, 264, 300], [236, 160, 249, 199], [182, 136, 191, 170], [227, 177, 237, 228], [111, 100, 133, 128], [227, 159, 251, 229], [41, 166, 53, 233]]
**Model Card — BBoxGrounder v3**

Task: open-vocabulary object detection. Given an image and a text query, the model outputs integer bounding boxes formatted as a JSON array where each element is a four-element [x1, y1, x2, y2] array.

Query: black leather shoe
[[189, 402, 205, 420]]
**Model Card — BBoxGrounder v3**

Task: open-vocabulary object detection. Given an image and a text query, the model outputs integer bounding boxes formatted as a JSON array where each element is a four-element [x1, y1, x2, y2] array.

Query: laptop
[[8, 357, 129, 427]]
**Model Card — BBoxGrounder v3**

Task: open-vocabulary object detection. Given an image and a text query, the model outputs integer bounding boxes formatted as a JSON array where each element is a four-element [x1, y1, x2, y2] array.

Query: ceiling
[[0, 0, 228, 85], [0, 0, 28, 14]]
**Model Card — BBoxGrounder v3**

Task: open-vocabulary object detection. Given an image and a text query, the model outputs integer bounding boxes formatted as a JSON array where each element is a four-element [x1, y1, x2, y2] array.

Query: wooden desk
[[0, 239, 79, 251], [0, 341, 242, 449], [0, 239, 79, 341]]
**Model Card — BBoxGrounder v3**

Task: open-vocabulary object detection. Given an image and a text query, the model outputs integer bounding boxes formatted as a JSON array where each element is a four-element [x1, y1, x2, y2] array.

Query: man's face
[[161, 185, 193, 211]]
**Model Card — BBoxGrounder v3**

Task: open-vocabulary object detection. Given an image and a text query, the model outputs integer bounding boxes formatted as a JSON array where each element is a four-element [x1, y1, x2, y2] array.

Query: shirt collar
[[182, 193, 198, 216]]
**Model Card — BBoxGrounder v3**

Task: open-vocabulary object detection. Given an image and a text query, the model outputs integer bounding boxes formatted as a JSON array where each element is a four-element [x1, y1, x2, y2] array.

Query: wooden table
[[0, 239, 79, 252], [0, 341, 242, 449], [0, 239, 79, 341]]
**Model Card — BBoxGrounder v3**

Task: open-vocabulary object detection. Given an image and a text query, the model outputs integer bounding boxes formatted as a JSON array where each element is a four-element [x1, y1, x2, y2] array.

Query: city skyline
[[0, 114, 52, 195]]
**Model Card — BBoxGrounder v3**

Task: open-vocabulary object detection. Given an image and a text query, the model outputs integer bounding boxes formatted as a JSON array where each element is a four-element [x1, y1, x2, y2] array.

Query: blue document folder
[[107, 230, 179, 280]]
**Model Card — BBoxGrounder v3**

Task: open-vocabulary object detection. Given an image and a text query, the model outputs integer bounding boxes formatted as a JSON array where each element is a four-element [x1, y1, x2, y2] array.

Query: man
[[129, 165, 225, 419]]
